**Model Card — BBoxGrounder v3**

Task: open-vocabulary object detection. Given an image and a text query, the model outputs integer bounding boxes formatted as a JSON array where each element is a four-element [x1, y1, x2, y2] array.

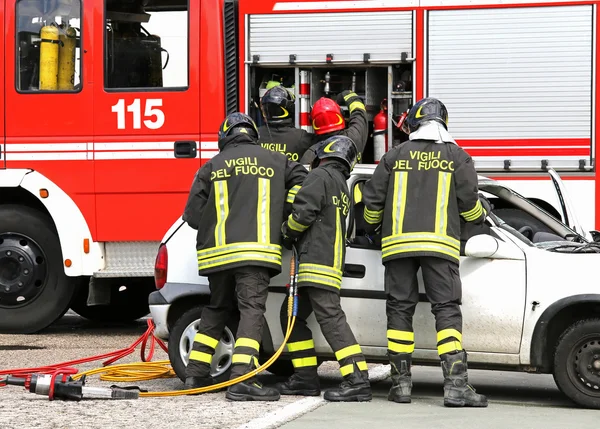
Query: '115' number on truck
[[111, 99, 165, 130]]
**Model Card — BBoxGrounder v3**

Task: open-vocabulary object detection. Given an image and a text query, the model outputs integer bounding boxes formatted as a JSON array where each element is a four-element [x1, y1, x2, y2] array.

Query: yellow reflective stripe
[[364, 207, 383, 224], [287, 185, 301, 203], [335, 344, 363, 361], [214, 180, 229, 247], [438, 341, 463, 356], [382, 243, 459, 261], [353, 183, 363, 204], [344, 92, 357, 101], [334, 207, 342, 270], [232, 354, 259, 365], [387, 330, 415, 342], [388, 341, 415, 354], [435, 172, 451, 235], [235, 337, 260, 351], [297, 273, 342, 289], [298, 263, 342, 280], [287, 214, 309, 233], [392, 172, 408, 235], [287, 339, 315, 352], [382, 232, 459, 249], [198, 252, 281, 270], [194, 333, 219, 349], [461, 200, 483, 222], [340, 360, 368, 376], [257, 178, 271, 244], [197, 242, 281, 258], [189, 351, 212, 364], [437, 329, 462, 343], [348, 101, 366, 113], [292, 357, 318, 368]]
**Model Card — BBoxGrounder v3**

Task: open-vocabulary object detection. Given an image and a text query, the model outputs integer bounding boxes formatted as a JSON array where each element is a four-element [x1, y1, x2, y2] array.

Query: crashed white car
[[150, 167, 600, 409]]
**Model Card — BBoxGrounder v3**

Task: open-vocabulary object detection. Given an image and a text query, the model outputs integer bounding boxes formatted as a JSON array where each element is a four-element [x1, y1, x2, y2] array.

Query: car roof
[[351, 164, 495, 186]]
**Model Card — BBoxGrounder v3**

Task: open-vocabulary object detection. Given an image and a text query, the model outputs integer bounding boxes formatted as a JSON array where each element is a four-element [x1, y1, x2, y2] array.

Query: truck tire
[[0, 205, 76, 334], [70, 278, 153, 323], [553, 318, 600, 409], [168, 306, 239, 383]]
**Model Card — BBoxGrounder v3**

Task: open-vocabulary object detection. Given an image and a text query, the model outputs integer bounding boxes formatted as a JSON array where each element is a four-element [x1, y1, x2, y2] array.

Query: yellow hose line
[[72, 315, 296, 397]]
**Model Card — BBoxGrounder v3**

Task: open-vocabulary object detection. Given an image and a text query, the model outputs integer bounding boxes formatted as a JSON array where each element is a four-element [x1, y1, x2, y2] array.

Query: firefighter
[[361, 98, 490, 407], [310, 90, 369, 161], [258, 85, 316, 164], [182, 112, 307, 401], [275, 135, 372, 402]]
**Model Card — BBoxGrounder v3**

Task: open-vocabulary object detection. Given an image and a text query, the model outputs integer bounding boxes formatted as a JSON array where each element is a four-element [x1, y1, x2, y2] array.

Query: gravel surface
[[0, 313, 330, 429]]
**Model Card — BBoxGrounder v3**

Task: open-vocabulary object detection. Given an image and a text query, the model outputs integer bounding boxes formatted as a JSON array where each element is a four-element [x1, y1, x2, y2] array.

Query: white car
[[149, 167, 600, 409]]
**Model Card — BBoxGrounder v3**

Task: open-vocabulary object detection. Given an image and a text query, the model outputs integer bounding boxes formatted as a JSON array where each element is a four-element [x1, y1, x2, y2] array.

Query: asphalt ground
[[0, 312, 596, 429]]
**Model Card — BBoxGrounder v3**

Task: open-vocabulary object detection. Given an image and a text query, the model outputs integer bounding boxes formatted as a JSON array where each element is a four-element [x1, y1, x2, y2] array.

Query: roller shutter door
[[249, 12, 412, 64], [427, 6, 593, 171]]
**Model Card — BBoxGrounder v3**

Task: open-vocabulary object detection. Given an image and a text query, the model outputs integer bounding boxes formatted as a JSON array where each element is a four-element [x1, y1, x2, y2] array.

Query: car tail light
[[154, 244, 168, 290]]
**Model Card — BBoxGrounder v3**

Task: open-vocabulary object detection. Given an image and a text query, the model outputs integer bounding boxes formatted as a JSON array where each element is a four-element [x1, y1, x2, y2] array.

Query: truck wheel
[[70, 278, 154, 323], [553, 318, 600, 409], [0, 205, 76, 334], [168, 306, 239, 383]]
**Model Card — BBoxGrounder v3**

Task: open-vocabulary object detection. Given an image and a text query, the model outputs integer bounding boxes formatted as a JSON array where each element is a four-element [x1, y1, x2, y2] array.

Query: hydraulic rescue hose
[[1, 247, 300, 399]]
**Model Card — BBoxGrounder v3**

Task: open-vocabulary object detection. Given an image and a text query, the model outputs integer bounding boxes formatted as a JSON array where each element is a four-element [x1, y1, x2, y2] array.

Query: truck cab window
[[16, 0, 82, 92], [104, 0, 189, 90]]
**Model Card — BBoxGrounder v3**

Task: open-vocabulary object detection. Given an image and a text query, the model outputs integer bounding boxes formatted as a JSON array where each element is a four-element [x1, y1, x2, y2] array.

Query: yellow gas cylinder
[[39, 25, 60, 90], [58, 26, 77, 90]]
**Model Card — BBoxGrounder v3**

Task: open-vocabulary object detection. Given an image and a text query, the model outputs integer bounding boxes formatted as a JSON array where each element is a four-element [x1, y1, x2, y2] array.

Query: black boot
[[274, 369, 321, 396], [225, 363, 280, 402], [441, 351, 488, 408], [324, 361, 372, 402], [388, 352, 412, 403], [184, 376, 215, 389]]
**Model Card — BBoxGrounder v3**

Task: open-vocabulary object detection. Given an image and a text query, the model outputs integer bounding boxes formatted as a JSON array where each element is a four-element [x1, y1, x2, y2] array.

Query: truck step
[[93, 242, 160, 278]]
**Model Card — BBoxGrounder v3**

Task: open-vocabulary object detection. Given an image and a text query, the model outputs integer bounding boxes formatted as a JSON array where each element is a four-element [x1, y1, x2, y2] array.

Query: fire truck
[[0, 0, 598, 334]]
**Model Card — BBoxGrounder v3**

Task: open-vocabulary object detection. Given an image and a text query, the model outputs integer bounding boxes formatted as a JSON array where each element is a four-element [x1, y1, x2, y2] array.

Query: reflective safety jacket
[[285, 162, 350, 293], [361, 139, 486, 263], [258, 125, 316, 164], [183, 134, 308, 276]]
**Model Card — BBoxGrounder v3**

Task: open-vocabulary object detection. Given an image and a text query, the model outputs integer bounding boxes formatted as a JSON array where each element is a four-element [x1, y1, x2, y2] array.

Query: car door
[[289, 175, 528, 357]]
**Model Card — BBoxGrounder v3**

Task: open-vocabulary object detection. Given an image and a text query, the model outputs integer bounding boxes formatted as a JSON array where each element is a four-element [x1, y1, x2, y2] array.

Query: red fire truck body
[[0, 0, 598, 333]]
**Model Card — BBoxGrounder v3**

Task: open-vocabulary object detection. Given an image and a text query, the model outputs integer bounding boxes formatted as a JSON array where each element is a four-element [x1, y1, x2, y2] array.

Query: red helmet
[[311, 97, 345, 135]]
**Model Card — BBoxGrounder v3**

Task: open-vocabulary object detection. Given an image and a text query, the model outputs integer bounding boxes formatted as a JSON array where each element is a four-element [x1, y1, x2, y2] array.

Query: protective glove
[[336, 90, 364, 113], [281, 221, 296, 251], [478, 193, 492, 217]]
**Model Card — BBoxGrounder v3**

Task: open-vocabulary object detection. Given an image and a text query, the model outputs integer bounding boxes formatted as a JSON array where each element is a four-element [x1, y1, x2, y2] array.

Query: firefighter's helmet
[[260, 86, 295, 125], [218, 112, 259, 140], [311, 135, 358, 171], [402, 97, 449, 134], [311, 97, 346, 135]]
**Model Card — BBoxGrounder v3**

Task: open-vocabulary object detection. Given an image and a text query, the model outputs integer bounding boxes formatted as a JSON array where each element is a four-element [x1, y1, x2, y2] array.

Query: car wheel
[[0, 205, 77, 333], [70, 278, 154, 323], [168, 306, 238, 383], [553, 318, 600, 409]]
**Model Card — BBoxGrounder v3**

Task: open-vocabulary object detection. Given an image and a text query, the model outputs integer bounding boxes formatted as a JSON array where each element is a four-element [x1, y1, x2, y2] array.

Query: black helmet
[[260, 86, 295, 125], [218, 112, 259, 140], [402, 97, 449, 134], [311, 135, 358, 171]]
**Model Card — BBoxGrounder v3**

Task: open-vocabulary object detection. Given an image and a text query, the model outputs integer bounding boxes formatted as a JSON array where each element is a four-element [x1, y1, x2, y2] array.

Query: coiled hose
[[70, 246, 300, 397]]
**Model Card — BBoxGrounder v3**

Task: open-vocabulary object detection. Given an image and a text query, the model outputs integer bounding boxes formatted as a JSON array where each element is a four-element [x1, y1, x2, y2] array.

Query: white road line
[[237, 364, 391, 429]]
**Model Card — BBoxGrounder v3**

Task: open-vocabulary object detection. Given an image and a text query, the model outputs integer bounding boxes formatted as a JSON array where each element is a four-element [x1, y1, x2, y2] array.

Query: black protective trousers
[[279, 286, 368, 378], [384, 257, 464, 356], [185, 266, 270, 379]]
